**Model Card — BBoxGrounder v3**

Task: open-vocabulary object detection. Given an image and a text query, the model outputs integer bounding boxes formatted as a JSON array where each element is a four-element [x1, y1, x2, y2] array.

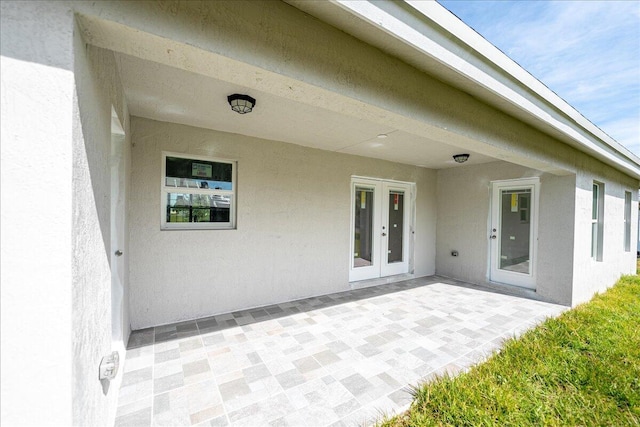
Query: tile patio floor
[[114, 276, 567, 427]]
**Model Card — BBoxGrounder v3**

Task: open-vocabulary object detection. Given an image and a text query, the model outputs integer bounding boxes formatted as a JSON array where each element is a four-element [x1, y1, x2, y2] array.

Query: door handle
[[490, 235, 497, 240], [115, 250, 123, 256], [382, 233, 387, 236]]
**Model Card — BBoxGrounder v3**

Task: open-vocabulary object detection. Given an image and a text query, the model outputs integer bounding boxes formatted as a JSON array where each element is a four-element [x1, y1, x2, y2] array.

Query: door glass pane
[[388, 191, 404, 264], [499, 189, 531, 274], [354, 187, 374, 268]]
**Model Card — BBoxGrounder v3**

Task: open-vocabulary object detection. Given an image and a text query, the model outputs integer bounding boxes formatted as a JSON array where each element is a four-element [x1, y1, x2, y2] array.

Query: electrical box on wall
[[99, 351, 120, 381]]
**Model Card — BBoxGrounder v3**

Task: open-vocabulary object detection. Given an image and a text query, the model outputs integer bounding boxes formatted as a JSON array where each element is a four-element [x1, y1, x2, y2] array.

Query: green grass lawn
[[380, 275, 640, 426]]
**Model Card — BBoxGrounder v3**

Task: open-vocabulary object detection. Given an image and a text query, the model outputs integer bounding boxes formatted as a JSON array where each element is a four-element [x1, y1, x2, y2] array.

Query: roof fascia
[[327, 0, 640, 179]]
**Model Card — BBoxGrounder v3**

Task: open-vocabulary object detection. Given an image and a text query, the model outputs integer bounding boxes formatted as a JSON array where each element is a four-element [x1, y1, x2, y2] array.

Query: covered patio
[[114, 277, 566, 426]]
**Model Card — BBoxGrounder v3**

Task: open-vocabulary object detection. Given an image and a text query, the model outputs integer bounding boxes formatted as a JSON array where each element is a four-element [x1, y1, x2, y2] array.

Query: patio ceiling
[[76, 0, 640, 178], [115, 52, 496, 169]]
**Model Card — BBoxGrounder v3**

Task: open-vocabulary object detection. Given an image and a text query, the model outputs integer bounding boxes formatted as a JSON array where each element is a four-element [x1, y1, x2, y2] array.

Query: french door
[[490, 178, 539, 289], [350, 178, 411, 282]]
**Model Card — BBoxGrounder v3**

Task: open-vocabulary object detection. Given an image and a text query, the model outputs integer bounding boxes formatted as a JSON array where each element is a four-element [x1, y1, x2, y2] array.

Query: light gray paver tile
[[312, 349, 341, 367], [152, 387, 190, 426], [114, 407, 152, 427], [246, 351, 262, 365], [116, 380, 153, 408], [275, 368, 306, 390], [117, 277, 567, 427], [206, 415, 229, 426], [243, 363, 271, 383], [282, 405, 340, 427], [190, 405, 225, 425], [121, 366, 152, 387], [202, 333, 226, 348], [153, 359, 182, 379], [292, 355, 322, 373], [155, 330, 177, 343], [218, 377, 251, 402], [333, 397, 361, 418], [183, 358, 210, 377], [123, 349, 154, 373], [292, 331, 315, 344], [116, 396, 153, 418], [340, 373, 373, 397], [155, 348, 180, 364], [387, 388, 413, 406], [154, 372, 184, 394]]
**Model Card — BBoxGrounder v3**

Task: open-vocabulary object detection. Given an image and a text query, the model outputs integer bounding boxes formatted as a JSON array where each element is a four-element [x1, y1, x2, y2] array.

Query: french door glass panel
[[354, 187, 374, 268], [387, 190, 404, 264]]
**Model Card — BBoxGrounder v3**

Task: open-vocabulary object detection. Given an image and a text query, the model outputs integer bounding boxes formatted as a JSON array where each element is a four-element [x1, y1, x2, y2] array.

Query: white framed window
[[591, 181, 604, 261], [624, 191, 632, 252], [161, 152, 236, 230]]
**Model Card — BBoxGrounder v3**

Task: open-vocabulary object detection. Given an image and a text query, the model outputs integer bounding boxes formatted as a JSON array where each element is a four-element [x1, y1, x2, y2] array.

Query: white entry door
[[350, 178, 411, 282], [490, 178, 539, 289]]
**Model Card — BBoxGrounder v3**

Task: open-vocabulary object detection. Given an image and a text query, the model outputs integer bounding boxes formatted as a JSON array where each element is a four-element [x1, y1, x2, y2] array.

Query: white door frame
[[110, 108, 126, 347], [490, 178, 539, 289], [349, 177, 412, 282]]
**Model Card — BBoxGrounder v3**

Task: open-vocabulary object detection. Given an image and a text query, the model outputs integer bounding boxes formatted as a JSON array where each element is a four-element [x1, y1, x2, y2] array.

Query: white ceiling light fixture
[[227, 94, 256, 114]]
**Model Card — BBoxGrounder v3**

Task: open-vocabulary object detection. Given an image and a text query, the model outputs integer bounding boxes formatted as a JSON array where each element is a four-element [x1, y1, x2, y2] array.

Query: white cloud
[[439, 0, 640, 156]]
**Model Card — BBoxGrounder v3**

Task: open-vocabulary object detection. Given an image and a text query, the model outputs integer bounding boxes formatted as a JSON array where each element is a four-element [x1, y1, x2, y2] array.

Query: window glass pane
[[624, 191, 631, 252], [165, 157, 233, 190], [592, 184, 599, 220], [591, 182, 604, 260], [591, 222, 598, 258], [166, 192, 230, 223]]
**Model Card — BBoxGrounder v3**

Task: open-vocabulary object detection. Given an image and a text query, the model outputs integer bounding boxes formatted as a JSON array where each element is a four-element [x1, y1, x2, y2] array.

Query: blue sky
[[438, 0, 640, 157]]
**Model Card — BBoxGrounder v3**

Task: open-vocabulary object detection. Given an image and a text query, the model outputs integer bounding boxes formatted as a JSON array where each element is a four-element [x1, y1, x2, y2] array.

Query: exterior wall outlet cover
[[99, 351, 120, 381], [451, 250, 458, 257]]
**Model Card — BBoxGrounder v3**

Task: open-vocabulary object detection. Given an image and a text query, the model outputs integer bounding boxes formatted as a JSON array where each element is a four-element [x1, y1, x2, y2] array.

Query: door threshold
[[485, 280, 541, 299], [349, 273, 415, 291]]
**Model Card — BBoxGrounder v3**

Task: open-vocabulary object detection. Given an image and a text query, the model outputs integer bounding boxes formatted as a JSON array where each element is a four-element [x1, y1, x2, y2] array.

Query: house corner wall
[[571, 160, 638, 306], [72, 24, 132, 427], [1, 2, 133, 425], [535, 173, 575, 305], [1, 1, 75, 425]]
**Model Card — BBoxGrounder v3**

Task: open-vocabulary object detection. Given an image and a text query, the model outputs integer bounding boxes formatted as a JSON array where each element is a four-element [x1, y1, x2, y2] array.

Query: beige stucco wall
[[437, 158, 637, 307], [129, 117, 436, 329], [436, 161, 576, 305], [73, 37, 132, 426], [2, 2, 132, 426], [572, 157, 638, 305], [1, 3, 132, 426], [1, 2, 76, 425]]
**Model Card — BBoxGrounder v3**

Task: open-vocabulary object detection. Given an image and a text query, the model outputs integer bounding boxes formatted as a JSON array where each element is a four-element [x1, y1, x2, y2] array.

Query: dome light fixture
[[227, 94, 256, 114], [453, 153, 470, 163]]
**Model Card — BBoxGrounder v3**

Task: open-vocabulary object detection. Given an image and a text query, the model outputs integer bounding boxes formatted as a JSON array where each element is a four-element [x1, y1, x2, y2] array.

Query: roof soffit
[[286, 0, 640, 179]]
